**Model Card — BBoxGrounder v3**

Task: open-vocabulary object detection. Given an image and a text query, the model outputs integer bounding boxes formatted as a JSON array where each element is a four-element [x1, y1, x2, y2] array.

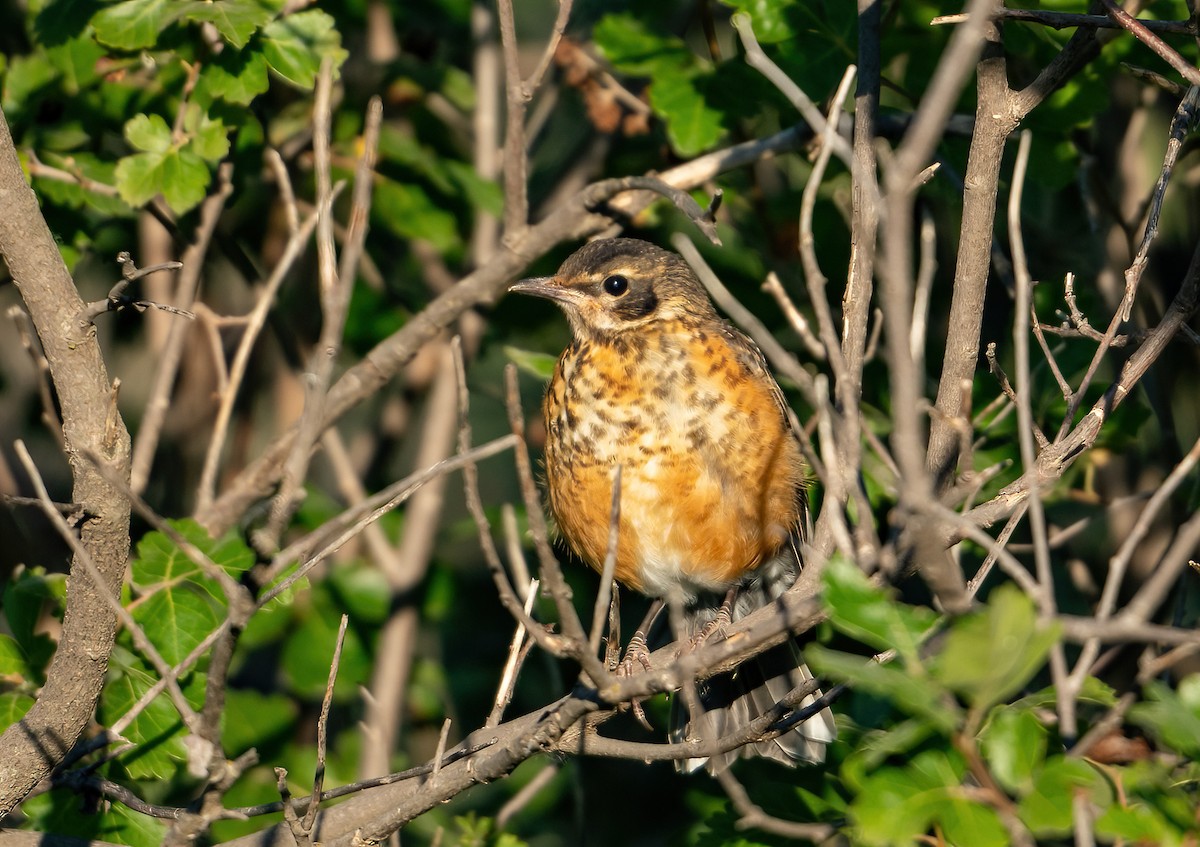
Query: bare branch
[[587, 466, 622, 657], [933, 7, 1198, 35], [1099, 0, 1200, 86], [303, 614, 349, 832], [0, 104, 132, 815]]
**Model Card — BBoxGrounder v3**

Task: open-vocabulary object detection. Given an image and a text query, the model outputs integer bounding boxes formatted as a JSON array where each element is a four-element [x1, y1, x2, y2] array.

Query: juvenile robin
[[510, 237, 835, 774]]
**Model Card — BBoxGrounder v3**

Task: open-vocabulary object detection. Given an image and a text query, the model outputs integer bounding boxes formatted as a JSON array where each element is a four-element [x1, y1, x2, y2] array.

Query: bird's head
[[509, 238, 717, 341]]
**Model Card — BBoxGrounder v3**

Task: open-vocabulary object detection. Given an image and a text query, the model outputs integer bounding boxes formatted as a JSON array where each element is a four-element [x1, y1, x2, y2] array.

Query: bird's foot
[[684, 590, 735, 653], [617, 629, 654, 730]]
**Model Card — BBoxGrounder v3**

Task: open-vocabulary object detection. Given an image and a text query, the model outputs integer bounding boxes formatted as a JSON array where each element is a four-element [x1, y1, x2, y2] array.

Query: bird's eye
[[602, 275, 629, 297]]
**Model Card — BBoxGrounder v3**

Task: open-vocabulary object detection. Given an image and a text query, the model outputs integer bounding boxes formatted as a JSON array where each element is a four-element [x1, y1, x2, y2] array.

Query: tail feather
[[669, 549, 835, 775], [670, 641, 835, 774]]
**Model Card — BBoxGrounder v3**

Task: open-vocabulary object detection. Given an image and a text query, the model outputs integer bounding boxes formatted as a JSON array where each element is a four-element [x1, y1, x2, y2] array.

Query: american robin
[[510, 237, 835, 773]]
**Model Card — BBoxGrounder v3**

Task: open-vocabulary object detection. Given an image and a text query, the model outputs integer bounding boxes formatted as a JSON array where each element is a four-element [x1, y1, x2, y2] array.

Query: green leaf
[[115, 147, 211, 214], [806, 645, 962, 733], [0, 691, 35, 731], [44, 35, 105, 93], [196, 48, 270, 105], [92, 0, 185, 49], [132, 586, 224, 667], [821, 555, 938, 666], [378, 126, 455, 193], [161, 151, 212, 212], [1129, 675, 1200, 757], [182, 103, 231, 161], [505, 346, 558, 381], [281, 594, 370, 700], [1096, 803, 1179, 846], [97, 656, 191, 780], [593, 13, 691, 76], [260, 9, 347, 89], [841, 719, 936, 792], [932, 584, 1061, 710], [124, 112, 172, 154], [183, 0, 273, 48], [3, 53, 60, 113], [4, 567, 62, 652], [1018, 755, 1110, 836], [979, 706, 1047, 795], [0, 634, 31, 682], [444, 160, 503, 216], [648, 70, 724, 157], [939, 798, 1009, 847], [849, 750, 961, 846], [34, 0, 105, 46], [131, 518, 253, 593], [328, 563, 390, 625], [20, 788, 167, 847]]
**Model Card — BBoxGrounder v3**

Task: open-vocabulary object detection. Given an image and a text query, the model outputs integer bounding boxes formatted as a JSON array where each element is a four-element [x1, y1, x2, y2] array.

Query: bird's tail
[[668, 553, 836, 775]]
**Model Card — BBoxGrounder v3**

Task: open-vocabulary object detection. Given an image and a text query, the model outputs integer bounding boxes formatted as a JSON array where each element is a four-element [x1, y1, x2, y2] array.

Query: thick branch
[[0, 107, 132, 814], [926, 18, 1014, 489]]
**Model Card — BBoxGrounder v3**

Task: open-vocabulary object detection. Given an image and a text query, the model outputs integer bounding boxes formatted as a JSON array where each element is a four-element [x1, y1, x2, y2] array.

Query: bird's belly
[[550, 444, 774, 600], [621, 461, 762, 597]]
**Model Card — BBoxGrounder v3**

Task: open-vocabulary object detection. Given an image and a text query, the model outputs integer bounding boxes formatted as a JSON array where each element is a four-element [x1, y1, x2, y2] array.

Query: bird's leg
[[617, 598, 664, 730], [686, 587, 737, 652]]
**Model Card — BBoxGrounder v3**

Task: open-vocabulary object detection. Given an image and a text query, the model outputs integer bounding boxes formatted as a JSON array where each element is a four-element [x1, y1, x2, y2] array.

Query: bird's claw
[[683, 597, 734, 654], [617, 630, 654, 730]]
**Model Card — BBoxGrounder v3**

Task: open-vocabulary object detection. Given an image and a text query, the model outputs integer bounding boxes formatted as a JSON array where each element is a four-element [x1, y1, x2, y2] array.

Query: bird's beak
[[509, 276, 581, 306]]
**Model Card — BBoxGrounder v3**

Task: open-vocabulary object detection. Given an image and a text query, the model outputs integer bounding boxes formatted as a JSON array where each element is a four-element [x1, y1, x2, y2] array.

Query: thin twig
[[1120, 508, 1200, 624], [587, 466, 622, 657], [1099, 0, 1200, 86], [265, 148, 300, 234], [430, 718, 453, 778], [496, 0, 529, 232], [933, 7, 1197, 35], [456, 345, 571, 657], [760, 273, 824, 360], [276, 768, 308, 847], [302, 613, 349, 832], [522, 0, 573, 97], [336, 97, 383, 287], [488, 577, 540, 728], [496, 761, 559, 829], [1060, 86, 1200, 434], [798, 65, 857, 399], [8, 306, 64, 449], [503, 365, 601, 678]]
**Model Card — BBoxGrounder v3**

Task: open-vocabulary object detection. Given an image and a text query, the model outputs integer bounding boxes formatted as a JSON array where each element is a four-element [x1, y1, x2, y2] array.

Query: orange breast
[[543, 323, 806, 599]]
